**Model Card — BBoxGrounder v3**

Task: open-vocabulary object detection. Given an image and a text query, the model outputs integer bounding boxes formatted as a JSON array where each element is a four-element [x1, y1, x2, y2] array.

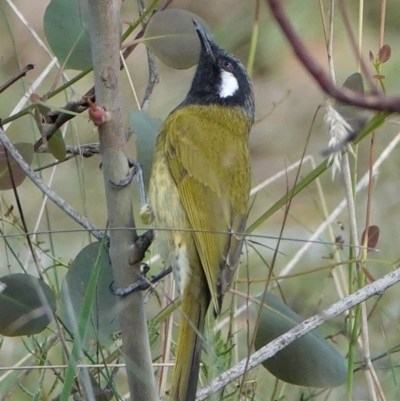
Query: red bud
[[86, 97, 110, 126], [378, 44, 391, 63]]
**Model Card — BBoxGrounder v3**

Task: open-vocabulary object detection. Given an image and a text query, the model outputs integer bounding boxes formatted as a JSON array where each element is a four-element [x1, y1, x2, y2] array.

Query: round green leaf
[[254, 293, 347, 388], [0, 143, 34, 190], [143, 9, 211, 69], [48, 130, 67, 161], [130, 110, 162, 189], [60, 242, 119, 346], [0, 273, 56, 336], [44, 0, 92, 71]]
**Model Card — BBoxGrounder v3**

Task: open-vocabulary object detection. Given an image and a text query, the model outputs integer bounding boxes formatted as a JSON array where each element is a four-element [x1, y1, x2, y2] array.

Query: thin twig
[[342, 152, 363, 401], [379, 0, 387, 49], [0, 127, 103, 240], [0, 64, 34, 93], [196, 267, 400, 400], [355, 2, 387, 399], [33, 96, 94, 151], [137, 0, 160, 111], [33, 156, 75, 172], [327, 0, 336, 84], [36, 143, 100, 157], [141, 50, 160, 111], [3, 148, 42, 279], [338, 0, 376, 92], [324, 0, 349, 303]]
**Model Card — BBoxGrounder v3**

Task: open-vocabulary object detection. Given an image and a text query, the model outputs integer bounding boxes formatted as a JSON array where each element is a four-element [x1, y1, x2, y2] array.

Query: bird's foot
[[110, 266, 172, 297], [110, 157, 140, 188]]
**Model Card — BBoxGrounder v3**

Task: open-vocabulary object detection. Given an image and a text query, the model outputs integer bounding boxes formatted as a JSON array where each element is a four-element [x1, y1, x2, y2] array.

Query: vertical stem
[[327, 0, 336, 84], [357, 0, 364, 72], [379, 0, 387, 49], [343, 150, 358, 401], [247, 0, 261, 77], [85, 1, 158, 400]]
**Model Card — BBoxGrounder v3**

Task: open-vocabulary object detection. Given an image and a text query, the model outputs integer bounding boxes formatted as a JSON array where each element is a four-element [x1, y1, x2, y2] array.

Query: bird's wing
[[164, 110, 250, 313]]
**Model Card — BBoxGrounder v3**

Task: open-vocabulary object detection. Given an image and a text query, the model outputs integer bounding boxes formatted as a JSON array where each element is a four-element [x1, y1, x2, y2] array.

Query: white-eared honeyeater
[[141, 20, 254, 401]]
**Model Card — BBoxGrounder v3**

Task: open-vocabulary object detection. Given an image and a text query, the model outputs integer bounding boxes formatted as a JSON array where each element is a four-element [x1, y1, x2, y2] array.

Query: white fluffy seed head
[[324, 105, 355, 179]]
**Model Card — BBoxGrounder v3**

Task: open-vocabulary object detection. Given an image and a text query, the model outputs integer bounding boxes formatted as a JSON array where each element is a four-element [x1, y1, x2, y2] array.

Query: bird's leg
[[110, 263, 150, 296], [110, 230, 157, 297], [111, 230, 172, 296], [109, 162, 170, 296], [109, 157, 146, 204], [110, 265, 172, 296]]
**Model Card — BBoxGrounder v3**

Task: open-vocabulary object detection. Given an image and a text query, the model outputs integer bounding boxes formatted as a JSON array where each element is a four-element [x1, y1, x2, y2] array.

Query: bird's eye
[[221, 60, 234, 72]]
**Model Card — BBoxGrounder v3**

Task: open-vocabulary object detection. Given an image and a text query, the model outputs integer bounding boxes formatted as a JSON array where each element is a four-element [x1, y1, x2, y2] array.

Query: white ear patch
[[219, 70, 239, 98]]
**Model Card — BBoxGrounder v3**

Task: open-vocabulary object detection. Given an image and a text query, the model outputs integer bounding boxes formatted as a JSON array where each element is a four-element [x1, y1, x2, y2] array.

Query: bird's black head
[[181, 20, 255, 122]]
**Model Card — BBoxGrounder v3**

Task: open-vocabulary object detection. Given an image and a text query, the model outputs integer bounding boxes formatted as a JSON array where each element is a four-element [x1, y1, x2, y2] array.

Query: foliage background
[[1, 0, 400, 400]]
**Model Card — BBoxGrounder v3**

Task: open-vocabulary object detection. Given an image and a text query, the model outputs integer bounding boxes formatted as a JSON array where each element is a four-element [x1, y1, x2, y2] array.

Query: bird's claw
[[109, 158, 141, 188], [110, 266, 172, 297]]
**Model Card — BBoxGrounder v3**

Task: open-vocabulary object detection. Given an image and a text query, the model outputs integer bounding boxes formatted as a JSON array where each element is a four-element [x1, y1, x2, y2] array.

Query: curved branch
[[266, 0, 400, 113]]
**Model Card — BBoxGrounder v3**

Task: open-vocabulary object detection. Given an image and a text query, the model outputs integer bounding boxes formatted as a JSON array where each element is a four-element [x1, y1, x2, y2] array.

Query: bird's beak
[[192, 19, 215, 62]]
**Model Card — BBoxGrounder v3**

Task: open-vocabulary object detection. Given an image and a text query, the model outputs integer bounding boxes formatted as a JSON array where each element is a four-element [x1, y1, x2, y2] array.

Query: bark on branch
[[85, 1, 158, 400]]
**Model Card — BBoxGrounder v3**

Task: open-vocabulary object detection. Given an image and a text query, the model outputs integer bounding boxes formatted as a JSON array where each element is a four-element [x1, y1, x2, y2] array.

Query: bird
[[141, 20, 255, 401]]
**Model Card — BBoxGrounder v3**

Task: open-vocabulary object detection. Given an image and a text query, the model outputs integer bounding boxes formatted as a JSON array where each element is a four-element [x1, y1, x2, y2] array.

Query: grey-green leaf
[[130, 110, 162, 189], [60, 242, 119, 347], [342, 72, 364, 93], [253, 293, 347, 388], [143, 9, 211, 69], [0, 274, 56, 336], [336, 72, 368, 135], [47, 130, 67, 161], [0, 143, 34, 190], [44, 0, 92, 71]]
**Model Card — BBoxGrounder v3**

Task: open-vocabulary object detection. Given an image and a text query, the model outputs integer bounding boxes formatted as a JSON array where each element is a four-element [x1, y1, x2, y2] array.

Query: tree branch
[[36, 143, 100, 157], [33, 96, 94, 151], [85, 1, 158, 400], [137, 0, 160, 111], [265, 0, 400, 113], [196, 267, 400, 400]]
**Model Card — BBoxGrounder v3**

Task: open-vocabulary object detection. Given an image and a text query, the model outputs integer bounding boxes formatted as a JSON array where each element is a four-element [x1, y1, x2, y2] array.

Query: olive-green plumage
[[142, 21, 254, 401]]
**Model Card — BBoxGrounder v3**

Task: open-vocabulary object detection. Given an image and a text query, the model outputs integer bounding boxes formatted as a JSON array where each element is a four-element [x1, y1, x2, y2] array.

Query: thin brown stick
[[0, 64, 34, 93], [338, 0, 376, 92], [3, 148, 42, 279], [379, 0, 387, 49], [137, 0, 160, 111]]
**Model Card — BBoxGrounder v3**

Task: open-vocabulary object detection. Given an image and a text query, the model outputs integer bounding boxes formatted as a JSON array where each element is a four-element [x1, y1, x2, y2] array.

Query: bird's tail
[[169, 289, 210, 401]]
